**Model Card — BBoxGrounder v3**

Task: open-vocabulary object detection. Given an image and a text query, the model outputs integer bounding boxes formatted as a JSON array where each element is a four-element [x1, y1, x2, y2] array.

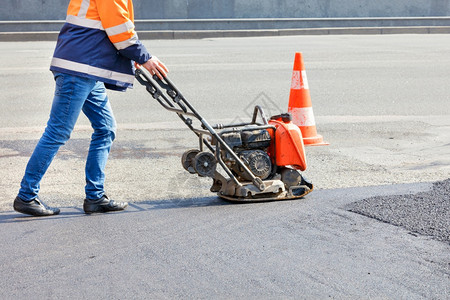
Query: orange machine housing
[[268, 117, 307, 171]]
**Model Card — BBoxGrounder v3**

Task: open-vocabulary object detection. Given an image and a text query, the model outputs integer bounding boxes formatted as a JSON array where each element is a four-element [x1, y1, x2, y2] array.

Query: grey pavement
[[0, 35, 449, 298], [1, 183, 449, 299]]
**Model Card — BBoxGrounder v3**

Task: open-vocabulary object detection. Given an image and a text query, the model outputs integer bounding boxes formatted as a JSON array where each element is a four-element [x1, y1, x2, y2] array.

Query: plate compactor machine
[[135, 67, 313, 202]]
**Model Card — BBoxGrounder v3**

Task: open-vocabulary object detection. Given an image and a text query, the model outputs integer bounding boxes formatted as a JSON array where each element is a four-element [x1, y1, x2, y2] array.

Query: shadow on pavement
[[0, 208, 86, 224], [128, 196, 232, 211], [0, 196, 231, 223]]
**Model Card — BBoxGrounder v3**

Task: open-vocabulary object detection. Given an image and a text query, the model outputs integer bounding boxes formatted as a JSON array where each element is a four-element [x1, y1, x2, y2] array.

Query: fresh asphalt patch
[[347, 178, 450, 244]]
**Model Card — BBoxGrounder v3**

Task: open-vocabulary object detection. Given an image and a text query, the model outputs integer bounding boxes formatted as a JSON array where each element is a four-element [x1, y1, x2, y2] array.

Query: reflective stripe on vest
[[77, 0, 90, 18], [51, 57, 135, 85], [113, 34, 139, 50], [105, 20, 134, 36], [105, 20, 138, 50], [66, 15, 103, 30]]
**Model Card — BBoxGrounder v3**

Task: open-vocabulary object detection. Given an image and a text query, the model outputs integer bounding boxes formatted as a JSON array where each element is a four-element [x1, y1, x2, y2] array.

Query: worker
[[13, 0, 168, 216]]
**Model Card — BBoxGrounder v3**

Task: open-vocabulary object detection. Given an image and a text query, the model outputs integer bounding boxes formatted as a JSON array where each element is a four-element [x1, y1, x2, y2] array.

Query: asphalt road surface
[[0, 35, 449, 298]]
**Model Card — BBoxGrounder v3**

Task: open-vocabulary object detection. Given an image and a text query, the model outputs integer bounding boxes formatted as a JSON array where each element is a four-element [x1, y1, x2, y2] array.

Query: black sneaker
[[83, 195, 128, 214], [13, 196, 60, 217]]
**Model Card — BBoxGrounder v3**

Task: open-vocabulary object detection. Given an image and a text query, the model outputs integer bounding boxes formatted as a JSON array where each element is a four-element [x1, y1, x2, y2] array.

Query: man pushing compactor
[[15, 1, 318, 217]]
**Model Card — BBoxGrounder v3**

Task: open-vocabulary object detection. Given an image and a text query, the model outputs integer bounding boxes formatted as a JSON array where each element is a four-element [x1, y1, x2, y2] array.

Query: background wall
[[1, 0, 449, 21]]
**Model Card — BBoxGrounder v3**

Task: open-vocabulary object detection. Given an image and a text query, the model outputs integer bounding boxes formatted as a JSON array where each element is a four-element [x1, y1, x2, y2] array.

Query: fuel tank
[[268, 114, 307, 171]]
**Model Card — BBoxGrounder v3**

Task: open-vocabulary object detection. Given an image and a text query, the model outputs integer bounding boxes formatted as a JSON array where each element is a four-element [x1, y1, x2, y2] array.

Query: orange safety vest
[[50, 0, 151, 91]]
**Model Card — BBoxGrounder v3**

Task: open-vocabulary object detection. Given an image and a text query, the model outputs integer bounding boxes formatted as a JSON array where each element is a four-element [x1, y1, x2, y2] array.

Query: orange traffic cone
[[288, 52, 328, 146]]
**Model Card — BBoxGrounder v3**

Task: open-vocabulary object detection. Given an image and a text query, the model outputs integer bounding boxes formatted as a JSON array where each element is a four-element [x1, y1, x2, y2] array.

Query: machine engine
[[179, 112, 313, 201], [220, 128, 273, 181]]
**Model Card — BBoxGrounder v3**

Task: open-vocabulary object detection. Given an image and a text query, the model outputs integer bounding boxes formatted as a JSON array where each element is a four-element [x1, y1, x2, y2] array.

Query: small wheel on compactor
[[193, 152, 217, 177], [181, 149, 200, 174]]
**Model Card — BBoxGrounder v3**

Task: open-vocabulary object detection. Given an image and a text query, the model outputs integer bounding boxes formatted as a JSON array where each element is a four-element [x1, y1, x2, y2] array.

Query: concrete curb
[[2, 17, 450, 31], [1, 26, 449, 42]]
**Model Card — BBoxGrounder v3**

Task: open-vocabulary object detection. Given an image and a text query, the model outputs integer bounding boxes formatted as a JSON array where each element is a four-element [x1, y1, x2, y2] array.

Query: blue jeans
[[18, 72, 116, 201]]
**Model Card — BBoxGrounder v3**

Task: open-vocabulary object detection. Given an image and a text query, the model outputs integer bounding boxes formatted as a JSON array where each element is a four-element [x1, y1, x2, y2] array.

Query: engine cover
[[241, 129, 271, 149], [221, 128, 271, 150], [235, 150, 272, 181]]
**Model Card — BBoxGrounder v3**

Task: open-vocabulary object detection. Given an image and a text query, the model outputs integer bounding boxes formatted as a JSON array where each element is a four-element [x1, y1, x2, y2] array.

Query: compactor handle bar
[[134, 67, 266, 191]]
